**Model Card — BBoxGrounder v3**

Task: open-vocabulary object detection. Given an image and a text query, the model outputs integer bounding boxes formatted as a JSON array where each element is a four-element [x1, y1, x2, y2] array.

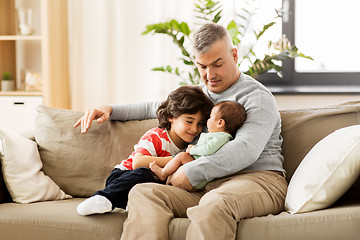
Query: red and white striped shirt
[[115, 127, 181, 170]]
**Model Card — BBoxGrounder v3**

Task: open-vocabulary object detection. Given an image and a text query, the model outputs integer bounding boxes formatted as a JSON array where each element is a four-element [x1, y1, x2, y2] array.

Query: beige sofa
[[0, 102, 360, 240]]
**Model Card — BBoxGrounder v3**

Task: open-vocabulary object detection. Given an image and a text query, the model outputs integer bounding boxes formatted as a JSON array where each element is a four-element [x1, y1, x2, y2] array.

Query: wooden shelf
[[0, 91, 42, 96], [0, 35, 42, 41], [0, 0, 70, 109]]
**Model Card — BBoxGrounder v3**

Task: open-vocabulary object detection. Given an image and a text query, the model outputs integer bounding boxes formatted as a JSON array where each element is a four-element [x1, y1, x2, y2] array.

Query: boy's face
[[207, 106, 221, 133], [168, 111, 204, 149]]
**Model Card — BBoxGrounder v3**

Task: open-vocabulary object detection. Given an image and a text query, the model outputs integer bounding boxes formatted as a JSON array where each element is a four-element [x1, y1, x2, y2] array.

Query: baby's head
[[157, 85, 214, 130], [207, 101, 246, 136]]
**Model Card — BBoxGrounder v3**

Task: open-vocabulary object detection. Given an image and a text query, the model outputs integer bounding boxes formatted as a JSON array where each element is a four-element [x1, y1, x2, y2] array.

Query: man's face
[[195, 39, 240, 94]]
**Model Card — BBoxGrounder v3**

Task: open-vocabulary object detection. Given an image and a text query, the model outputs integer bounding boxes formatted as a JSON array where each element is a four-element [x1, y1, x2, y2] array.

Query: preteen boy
[[76, 86, 213, 216]]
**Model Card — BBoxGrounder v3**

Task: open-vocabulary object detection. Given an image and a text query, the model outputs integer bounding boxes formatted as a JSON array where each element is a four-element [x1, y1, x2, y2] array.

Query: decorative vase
[[1, 80, 15, 91]]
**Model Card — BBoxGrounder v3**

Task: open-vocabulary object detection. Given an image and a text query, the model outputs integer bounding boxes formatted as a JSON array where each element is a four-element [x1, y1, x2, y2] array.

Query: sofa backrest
[[1, 102, 360, 203], [34, 105, 159, 198], [280, 101, 360, 182]]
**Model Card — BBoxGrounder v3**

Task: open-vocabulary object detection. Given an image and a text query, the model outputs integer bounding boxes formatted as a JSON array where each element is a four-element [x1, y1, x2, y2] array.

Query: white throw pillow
[[285, 125, 360, 214], [0, 129, 71, 203]]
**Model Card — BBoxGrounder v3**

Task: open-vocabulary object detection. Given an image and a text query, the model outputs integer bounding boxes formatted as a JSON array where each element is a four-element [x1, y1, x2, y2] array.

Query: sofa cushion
[[237, 203, 360, 240], [280, 101, 360, 182], [0, 132, 36, 203], [0, 129, 71, 203], [0, 198, 127, 240], [285, 125, 360, 214], [35, 105, 158, 197], [169, 203, 360, 240]]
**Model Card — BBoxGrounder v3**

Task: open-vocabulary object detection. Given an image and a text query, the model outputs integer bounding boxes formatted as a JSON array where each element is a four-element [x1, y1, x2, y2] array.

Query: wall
[[275, 95, 360, 110]]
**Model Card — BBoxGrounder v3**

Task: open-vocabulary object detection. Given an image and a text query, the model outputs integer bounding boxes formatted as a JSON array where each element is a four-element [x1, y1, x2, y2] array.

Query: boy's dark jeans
[[95, 167, 164, 209]]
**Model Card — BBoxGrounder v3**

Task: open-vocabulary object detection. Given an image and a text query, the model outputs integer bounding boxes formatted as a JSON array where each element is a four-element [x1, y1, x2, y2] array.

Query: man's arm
[[74, 101, 160, 133], [183, 90, 282, 186], [167, 164, 196, 192], [110, 101, 160, 121]]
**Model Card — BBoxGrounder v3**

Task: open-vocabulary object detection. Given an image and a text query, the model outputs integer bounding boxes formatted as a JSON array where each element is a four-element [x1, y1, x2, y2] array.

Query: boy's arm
[[190, 133, 232, 156], [132, 153, 173, 169], [131, 128, 175, 169]]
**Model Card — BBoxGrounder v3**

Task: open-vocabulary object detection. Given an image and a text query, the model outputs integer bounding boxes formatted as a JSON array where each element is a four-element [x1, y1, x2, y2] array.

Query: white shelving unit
[[0, 0, 48, 132]]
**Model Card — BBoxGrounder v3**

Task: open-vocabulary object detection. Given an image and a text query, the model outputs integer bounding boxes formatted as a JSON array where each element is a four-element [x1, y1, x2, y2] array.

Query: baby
[[150, 100, 247, 189]]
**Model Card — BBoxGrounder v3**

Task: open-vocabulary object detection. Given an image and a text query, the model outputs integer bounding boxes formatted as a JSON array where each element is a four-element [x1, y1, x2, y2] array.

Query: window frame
[[257, 0, 360, 92]]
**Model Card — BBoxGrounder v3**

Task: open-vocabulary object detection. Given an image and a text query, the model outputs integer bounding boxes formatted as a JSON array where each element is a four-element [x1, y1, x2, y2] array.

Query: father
[[75, 22, 287, 239]]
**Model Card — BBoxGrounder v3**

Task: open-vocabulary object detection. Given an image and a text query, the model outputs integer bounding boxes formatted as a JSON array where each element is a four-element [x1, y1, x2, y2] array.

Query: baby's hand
[[186, 145, 194, 153]]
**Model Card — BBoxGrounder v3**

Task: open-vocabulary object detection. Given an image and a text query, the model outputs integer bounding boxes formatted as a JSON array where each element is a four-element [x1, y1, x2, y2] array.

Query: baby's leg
[[150, 161, 170, 181], [150, 152, 193, 181]]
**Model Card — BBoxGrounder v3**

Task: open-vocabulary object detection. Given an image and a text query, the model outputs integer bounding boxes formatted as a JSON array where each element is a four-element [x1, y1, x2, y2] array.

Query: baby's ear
[[218, 119, 225, 128]]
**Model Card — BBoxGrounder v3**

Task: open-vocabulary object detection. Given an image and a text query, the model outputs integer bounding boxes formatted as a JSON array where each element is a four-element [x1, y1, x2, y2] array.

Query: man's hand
[[167, 164, 195, 192], [73, 105, 113, 133]]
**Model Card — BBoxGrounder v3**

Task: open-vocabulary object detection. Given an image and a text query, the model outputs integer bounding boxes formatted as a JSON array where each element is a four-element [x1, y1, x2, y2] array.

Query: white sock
[[77, 195, 113, 216]]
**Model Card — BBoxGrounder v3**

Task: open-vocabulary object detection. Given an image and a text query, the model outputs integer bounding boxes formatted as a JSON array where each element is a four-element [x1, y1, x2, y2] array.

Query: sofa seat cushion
[[0, 198, 127, 240], [237, 203, 360, 240]]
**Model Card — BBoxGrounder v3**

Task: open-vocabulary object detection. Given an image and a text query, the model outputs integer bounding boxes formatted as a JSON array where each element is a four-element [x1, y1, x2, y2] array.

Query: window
[[233, 0, 283, 73], [257, 0, 360, 92]]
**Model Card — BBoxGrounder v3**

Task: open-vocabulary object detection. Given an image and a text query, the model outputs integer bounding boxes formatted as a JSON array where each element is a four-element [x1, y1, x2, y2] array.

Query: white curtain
[[67, 0, 194, 111]]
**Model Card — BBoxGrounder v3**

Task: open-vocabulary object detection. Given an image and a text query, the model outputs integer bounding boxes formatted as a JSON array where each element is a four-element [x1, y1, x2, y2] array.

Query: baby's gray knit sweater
[[110, 73, 284, 186]]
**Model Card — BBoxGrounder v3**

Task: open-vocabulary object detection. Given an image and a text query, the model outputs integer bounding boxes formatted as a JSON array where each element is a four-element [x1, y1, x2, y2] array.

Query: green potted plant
[[1, 72, 15, 91], [142, 0, 312, 85]]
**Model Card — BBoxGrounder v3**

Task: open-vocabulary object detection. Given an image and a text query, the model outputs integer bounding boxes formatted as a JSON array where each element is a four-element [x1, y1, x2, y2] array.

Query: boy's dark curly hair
[[157, 86, 214, 130]]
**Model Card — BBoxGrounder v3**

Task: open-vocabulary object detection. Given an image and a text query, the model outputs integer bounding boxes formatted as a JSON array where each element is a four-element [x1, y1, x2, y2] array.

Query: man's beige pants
[[120, 170, 288, 240]]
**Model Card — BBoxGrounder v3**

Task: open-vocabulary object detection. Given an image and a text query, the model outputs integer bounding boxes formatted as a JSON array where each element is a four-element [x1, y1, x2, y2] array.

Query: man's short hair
[[194, 22, 232, 54]]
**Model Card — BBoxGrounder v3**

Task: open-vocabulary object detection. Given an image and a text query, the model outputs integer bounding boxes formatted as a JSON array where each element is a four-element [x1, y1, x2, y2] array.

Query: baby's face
[[207, 106, 221, 133]]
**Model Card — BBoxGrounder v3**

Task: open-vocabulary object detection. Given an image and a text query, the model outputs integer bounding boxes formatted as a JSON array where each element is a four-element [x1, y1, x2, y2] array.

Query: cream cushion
[[280, 101, 360, 182], [0, 129, 71, 203], [285, 124, 360, 214]]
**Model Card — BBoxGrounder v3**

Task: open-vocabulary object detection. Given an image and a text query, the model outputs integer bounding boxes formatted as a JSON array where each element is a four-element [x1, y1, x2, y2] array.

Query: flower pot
[[1, 80, 15, 91]]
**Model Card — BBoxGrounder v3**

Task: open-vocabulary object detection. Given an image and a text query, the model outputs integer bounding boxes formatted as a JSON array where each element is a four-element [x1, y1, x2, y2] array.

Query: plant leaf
[[256, 21, 276, 40], [166, 65, 172, 73], [227, 21, 240, 45], [152, 67, 166, 72], [180, 22, 191, 36], [213, 9, 222, 23]]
